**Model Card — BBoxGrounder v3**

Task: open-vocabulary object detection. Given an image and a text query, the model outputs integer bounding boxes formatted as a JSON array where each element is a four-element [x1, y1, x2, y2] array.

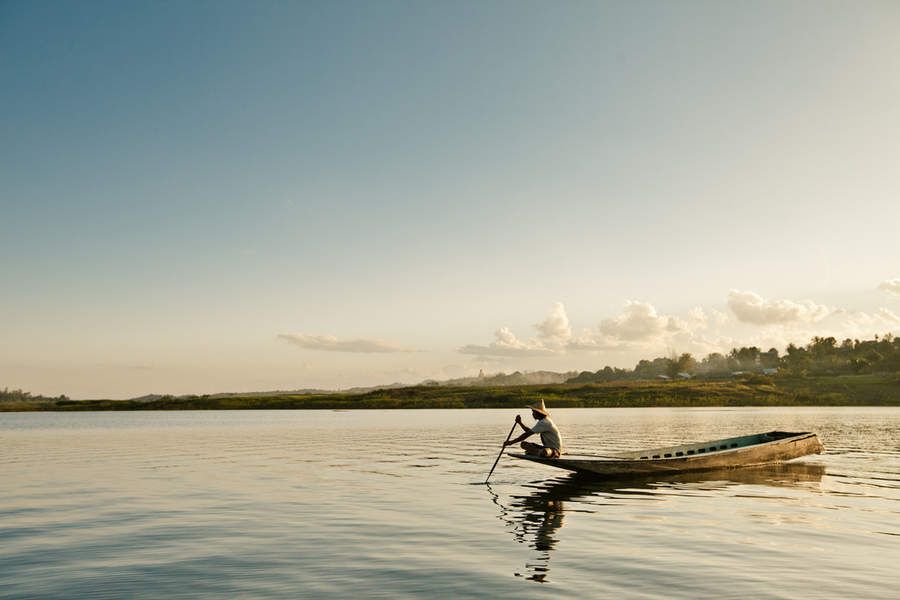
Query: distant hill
[[129, 394, 166, 402], [9, 333, 896, 407], [206, 389, 330, 398], [422, 370, 577, 387], [186, 373, 577, 399], [10, 372, 898, 411], [127, 383, 410, 402]]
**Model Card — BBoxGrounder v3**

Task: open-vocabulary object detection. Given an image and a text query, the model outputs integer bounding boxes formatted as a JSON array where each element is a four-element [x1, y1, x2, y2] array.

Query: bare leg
[[521, 442, 560, 458], [521, 441, 543, 456]]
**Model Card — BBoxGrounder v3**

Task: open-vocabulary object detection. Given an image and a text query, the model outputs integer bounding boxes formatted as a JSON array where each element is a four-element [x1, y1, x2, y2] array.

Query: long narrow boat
[[509, 431, 823, 477]]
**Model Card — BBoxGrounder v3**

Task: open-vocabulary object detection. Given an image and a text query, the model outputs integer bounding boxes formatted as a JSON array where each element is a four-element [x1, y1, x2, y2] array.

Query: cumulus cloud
[[835, 308, 900, 331], [461, 300, 715, 358], [534, 302, 572, 345], [687, 307, 707, 328], [458, 327, 556, 357], [458, 291, 897, 365], [460, 303, 578, 357], [879, 278, 900, 297], [711, 309, 730, 327], [565, 331, 623, 351], [737, 307, 899, 349], [278, 334, 412, 353], [598, 301, 686, 341], [726, 290, 832, 325], [878, 307, 900, 323]]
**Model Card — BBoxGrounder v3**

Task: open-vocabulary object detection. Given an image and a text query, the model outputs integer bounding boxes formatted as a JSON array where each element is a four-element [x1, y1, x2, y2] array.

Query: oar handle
[[485, 420, 518, 483]]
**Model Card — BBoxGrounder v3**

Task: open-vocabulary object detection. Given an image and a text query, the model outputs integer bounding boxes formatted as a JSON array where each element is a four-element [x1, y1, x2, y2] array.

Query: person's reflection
[[487, 478, 582, 582], [516, 485, 566, 581], [488, 463, 825, 583]]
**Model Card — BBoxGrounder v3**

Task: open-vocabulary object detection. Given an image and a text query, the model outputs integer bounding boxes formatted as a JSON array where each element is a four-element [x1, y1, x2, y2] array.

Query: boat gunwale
[[510, 431, 820, 465]]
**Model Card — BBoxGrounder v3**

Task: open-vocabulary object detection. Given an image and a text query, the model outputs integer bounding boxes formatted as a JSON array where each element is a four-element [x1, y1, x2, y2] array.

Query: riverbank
[[3, 373, 899, 411]]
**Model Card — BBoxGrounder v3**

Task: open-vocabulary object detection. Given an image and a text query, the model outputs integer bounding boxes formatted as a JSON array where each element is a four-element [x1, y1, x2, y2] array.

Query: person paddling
[[504, 399, 564, 458]]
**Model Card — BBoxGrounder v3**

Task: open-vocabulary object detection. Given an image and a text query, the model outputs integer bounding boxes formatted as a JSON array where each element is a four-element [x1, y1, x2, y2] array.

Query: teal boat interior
[[604, 431, 808, 461]]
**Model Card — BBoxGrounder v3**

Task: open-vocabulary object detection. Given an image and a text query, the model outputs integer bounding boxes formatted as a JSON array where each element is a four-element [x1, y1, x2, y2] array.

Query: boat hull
[[509, 431, 823, 477]]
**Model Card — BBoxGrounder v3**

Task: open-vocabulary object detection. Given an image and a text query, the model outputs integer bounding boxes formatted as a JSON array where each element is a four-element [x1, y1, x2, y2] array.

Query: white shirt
[[530, 416, 563, 452]]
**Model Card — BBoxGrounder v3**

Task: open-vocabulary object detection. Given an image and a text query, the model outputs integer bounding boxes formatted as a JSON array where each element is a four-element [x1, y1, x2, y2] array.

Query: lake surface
[[2, 408, 899, 598]]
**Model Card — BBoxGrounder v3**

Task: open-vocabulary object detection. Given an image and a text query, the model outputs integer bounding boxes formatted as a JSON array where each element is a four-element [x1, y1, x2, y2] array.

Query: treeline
[[568, 334, 900, 383], [0, 388, 70, 408], [12, 374, 900, 410]]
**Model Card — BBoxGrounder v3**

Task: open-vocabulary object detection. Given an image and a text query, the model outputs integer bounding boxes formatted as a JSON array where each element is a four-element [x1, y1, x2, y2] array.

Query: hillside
[[3, 373, 898, 411]]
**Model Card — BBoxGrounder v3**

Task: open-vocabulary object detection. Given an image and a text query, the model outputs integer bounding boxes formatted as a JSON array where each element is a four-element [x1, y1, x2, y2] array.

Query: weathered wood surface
[[509, 431, 824, 476]]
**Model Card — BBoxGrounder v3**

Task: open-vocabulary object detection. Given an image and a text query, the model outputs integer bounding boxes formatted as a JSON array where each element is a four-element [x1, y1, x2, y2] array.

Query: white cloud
[[458, 326, 556, 357], [711, 308, 730, 327], [457, 293, 898, 364], [461, 301, 715, 358], [835, 308, 900, 331], [565, 330, 623, 351], [879, 278, 900, 297], [598, 300, 686, 341], [687, 306, 707, 328], [738, 307, 899, 349], [278, 334, 412, 353], [877, 307, 900, 323], [580, 301, 744, 357], [460, 303, 577, 357], [727, 290, 832, 325], [534, 302, 572, 345]]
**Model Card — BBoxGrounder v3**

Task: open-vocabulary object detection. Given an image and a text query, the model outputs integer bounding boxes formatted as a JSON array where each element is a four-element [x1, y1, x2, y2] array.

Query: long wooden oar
[[485, 421, 518, 483]]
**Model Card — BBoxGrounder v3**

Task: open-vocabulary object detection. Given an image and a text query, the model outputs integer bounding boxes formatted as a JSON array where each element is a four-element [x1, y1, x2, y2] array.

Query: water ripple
[[2, 407, 899, 598]]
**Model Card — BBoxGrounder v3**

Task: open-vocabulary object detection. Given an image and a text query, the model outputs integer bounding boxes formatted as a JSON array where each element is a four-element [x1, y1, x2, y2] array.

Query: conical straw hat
[[527, 398, 550, 416]]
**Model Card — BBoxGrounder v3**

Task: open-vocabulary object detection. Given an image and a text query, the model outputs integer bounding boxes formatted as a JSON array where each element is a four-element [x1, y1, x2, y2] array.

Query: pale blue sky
[[2, 1, 899, 397]]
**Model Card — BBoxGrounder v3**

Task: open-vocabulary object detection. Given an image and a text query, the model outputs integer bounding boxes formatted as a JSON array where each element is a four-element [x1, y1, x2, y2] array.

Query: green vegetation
[[569, 334, 900, 382], [0, 388, 70, 411], [2, 373, 899, 411], [3, 335, 899, 411]]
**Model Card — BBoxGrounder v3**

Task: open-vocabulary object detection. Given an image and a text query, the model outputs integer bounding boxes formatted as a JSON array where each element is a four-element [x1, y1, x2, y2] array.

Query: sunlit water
[[2, 408, 898, 598]]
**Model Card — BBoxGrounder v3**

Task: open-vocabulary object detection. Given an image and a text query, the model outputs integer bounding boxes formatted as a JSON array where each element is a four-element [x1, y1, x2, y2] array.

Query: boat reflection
[[488, 462, 825, 583]]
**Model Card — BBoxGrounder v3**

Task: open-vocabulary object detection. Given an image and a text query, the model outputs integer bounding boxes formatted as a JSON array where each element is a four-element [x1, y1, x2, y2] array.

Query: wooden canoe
[[509, 430, 823, 477]]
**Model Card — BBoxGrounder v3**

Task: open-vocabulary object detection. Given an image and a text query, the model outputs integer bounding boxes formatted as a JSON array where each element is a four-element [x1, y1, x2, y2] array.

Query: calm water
[[2, 408, 899, 599]]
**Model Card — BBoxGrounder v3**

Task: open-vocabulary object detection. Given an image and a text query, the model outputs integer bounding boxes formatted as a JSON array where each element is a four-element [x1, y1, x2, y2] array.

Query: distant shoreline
[[3, 374, 898, 411]]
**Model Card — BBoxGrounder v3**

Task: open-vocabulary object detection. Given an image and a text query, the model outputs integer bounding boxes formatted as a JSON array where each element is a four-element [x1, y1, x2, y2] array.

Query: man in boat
[[504, 399, 563, 458]]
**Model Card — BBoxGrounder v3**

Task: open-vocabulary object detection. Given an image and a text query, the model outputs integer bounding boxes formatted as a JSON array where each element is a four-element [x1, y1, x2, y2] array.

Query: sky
[[2, 1, 899, 398]]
